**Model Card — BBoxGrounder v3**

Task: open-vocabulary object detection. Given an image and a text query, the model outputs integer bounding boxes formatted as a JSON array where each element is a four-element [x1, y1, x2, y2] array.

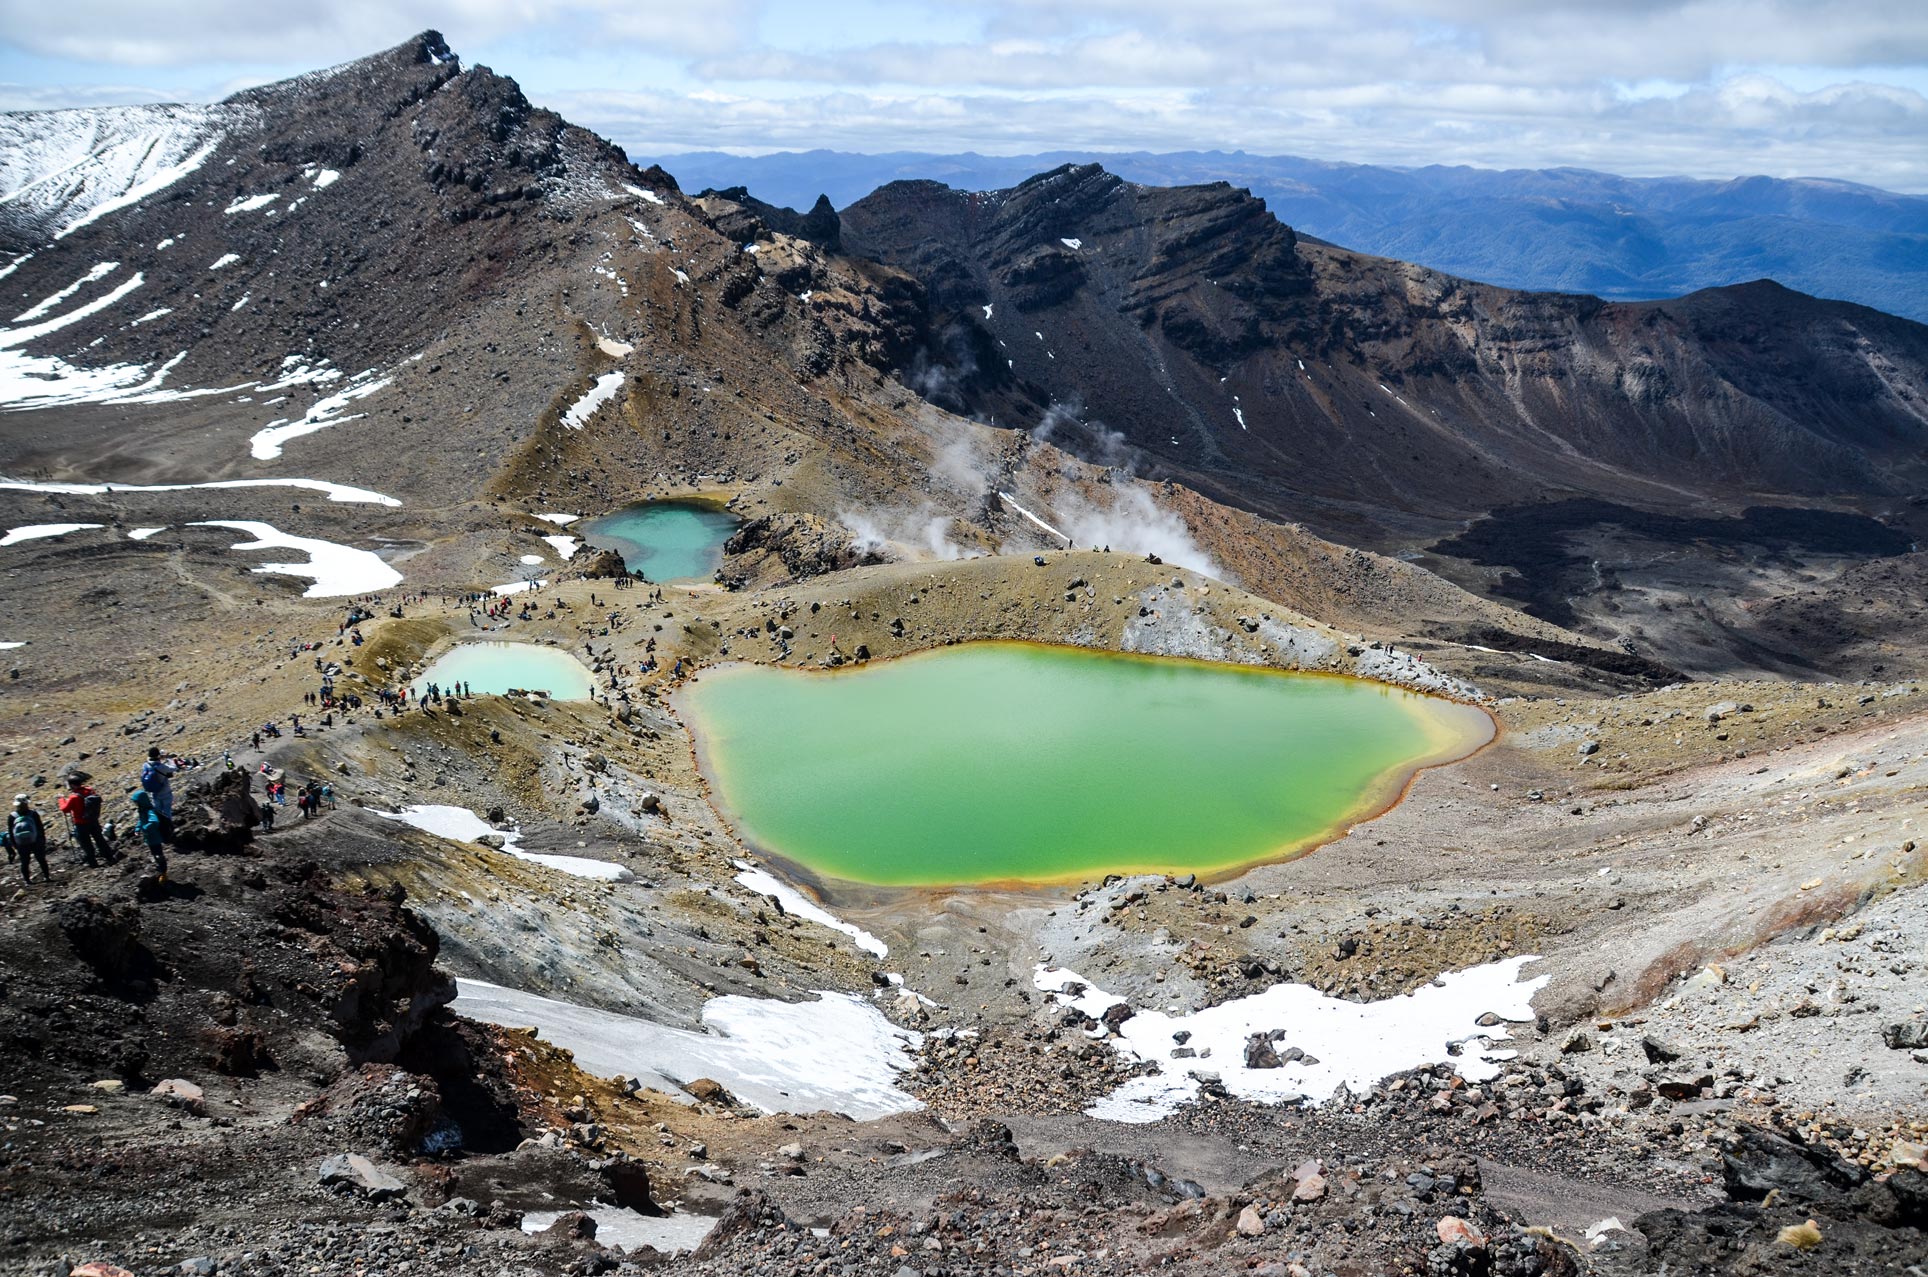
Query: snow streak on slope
[[377, 805, 636, 882], [733, 860, 888, 957], [249, 371, 392, 459], [0, 105, 241, 242], [561, 372, 624, 429], [189, 519, 401, 597]]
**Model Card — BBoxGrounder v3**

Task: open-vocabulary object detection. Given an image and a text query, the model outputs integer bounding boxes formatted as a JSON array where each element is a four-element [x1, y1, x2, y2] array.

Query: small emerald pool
[[682, 642, 1493, 887], [579, 500, 739, 583], [411, 642, 595, 700]]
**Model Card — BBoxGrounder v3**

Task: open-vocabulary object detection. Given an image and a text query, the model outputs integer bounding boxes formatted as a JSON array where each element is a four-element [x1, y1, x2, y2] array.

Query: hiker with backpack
[[140, 747, 180, 838], [128, 789, 167, 881], [4, 794, 50, 883], [57, 775, 117, 867]]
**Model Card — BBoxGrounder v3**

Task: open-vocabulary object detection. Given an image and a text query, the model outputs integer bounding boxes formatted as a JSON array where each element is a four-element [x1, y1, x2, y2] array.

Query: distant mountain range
[[650, 149, 1928, 323]]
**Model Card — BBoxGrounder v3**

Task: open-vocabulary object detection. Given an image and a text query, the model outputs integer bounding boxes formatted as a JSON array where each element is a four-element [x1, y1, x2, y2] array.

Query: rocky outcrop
[[722, 512, 884, 587], [55, 896, 156, 992], [698, 187, 842, 252], [172, 768, 261, 853], [270, 872, 453, 1064], [574, 547, 629, 579]]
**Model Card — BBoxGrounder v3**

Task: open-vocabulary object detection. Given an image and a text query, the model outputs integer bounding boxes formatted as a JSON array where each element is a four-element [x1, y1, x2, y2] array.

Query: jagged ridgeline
[[841, 164, 1928, 545]]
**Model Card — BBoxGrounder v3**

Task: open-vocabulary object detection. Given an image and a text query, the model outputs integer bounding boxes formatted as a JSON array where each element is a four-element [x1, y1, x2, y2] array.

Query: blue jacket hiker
[[129, 790, 168, 881]]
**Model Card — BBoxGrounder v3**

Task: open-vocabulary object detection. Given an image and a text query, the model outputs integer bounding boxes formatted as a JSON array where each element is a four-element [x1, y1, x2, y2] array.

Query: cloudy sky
[[3, 0, 1926, 189]]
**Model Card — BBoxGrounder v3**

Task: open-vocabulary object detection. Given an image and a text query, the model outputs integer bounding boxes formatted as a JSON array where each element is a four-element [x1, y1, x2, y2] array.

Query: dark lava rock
[[56, 897, 156, 990], [172, 768, 261, 853], [1721, 1125, 1868, 1202], [1881, 1020, 1928, 1050], [598, 1155, 660, 1216]]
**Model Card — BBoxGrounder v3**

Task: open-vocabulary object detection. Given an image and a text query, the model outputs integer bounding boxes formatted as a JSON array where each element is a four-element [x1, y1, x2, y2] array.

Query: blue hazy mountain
[[651, 149, 1928, 322]]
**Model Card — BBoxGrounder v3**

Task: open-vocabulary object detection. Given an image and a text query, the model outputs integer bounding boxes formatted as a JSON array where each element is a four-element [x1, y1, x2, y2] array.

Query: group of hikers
[[469, 591, 545, 627], [4, 748, 185, 885], [251, 766, 333, 829], [2, 739, 338, 887]]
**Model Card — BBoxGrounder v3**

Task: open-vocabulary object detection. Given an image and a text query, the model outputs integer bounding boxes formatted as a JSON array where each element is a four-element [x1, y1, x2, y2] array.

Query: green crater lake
[[580, 500, 739, 583], [682, 643, 1493, 887], [412, 642, 595, 700]]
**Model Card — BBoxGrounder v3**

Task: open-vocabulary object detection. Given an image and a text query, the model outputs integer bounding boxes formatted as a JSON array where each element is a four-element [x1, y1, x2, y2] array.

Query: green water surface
[[579, 500, 740, 583], [682, 643, 1492, 887], [412, 642, 595, 700]]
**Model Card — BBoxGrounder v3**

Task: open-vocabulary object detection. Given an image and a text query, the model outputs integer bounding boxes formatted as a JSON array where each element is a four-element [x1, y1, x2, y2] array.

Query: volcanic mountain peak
[[0, 33, 467, 248], [0, 29, 672, 409]]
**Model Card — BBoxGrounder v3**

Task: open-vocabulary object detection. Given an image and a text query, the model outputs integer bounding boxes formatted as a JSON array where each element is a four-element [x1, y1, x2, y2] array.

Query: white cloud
[[3, 0, 1924, 188], [0, 0, 760, 66]]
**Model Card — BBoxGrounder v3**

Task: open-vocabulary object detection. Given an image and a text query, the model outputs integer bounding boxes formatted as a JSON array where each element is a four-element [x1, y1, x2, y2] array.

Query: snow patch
[[561, 372, 624, 430], [189, 519, 400, 598], [519, 554, 543, 565], [127, 526, 165, 540], [54, 140, 219, 239], [541, 534, 580, 560], [622, 183, 666, 206], [536, 512, 580, 525], [453, 978, 921, 1119], [996, 490, 1069, 545], [1035, 957, 1546, 1123], [258, 355, 342, 391], [0, 522, 103, 546], [0, 271, 144, 348], [520, 1207, 715, 1254], [1060, 237, 1082, 249], [734, 860, 887, 958], [0, 477, 398, 506], [0, 104, 231, 242], [312, 169, 341, 190], [981, 303, 994, 319], [223, 193, 277, 215], [209, 253, 240, 270], [248, 372, 390, 459]]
